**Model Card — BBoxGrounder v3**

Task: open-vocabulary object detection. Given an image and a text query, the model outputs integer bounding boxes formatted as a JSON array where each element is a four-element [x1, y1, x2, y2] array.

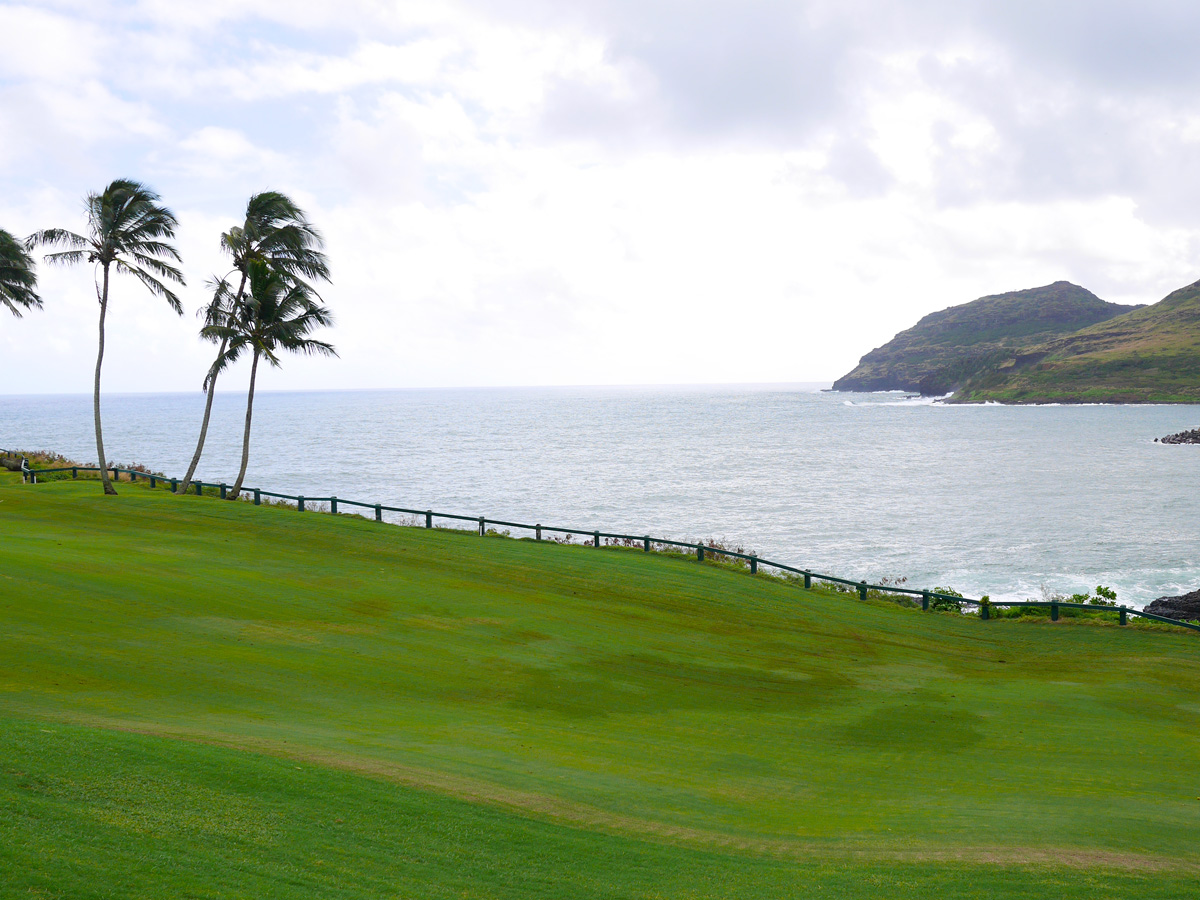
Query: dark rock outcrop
[[1156, 428, 1200, 444], [1143, 589, 1200, 621]]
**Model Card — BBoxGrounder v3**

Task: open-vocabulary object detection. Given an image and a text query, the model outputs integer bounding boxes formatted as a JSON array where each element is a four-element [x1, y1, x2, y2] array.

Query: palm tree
[[204, 260, 336, 500], [178, 192, 329, 495], [32, 179, 184, 495], [0, 229, 42, 317]]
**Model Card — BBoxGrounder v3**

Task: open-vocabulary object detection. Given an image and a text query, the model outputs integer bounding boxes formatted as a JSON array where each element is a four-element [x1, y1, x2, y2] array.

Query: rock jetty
[[1155, 427, 1200, 444], [1143, 589, 1200, 621]]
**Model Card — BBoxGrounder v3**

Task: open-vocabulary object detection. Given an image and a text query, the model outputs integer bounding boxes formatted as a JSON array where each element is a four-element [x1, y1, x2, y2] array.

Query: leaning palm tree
[[0, 229, 42, 317], [178, 191, 330, 495], [204, 260, 336, 500], [32, 180, 184, 495]]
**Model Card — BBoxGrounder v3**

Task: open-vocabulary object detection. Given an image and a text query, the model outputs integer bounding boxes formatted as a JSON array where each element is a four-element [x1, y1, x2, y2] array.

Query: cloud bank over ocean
[[2, 0, 1197, 393]]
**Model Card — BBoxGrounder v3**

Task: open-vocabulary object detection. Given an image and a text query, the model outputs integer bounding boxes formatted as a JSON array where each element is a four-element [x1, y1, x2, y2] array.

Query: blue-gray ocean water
[[3, 385, 1197, 608]]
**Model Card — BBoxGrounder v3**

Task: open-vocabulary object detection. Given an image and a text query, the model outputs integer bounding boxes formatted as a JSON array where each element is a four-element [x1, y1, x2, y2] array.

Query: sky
[[2, 0, 1199, 394]]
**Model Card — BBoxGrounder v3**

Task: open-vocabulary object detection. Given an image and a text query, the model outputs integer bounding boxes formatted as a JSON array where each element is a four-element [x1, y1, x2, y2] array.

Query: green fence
[[7, 451, 1199, 635]]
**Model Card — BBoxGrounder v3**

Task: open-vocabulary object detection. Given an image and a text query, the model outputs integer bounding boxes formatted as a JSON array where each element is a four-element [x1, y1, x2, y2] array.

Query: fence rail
[[6, 450, 1199, 635]]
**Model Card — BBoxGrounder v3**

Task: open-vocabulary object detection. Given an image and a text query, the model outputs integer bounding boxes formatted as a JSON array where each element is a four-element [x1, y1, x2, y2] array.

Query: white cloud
[[3, 0, 1200, 394]]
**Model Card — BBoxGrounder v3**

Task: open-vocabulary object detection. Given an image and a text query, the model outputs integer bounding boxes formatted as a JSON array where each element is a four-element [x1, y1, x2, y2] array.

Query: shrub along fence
[[9, 452, 1200, 635]]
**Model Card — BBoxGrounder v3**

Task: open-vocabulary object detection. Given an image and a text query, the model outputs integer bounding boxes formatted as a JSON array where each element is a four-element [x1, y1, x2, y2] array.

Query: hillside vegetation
[[953, 280, 1200, 403], [2, 478, 1199, 898], [833, 282, 1139, 394]]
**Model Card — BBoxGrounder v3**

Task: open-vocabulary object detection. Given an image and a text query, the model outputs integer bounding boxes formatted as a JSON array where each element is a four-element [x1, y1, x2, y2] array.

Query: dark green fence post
[[171, 478, 178, 492], [750, 554, 757, 574], [130, 470, 137, 482], [149, 474, 155, 488], [331, 496, 338, 515], [697, 545, 705, 562], [298, 496, 305, 512], [593, 531, 600, 548], [535, 525, 542, 541], [254, 489, 261, 506], [374, 504, 382, 522], [643, 536, 650, 552], [804, 572, 812, 590], [858, 583, 868, 601], [1119, 607, 1127, 626], [1051, 601, 1059, 622], [981, 601, 990, 621], [111, 467, 118, 482], [219, 483, 227, 499], [426, 510, 433, 529], [921, 590, 930, 611], [72, 466, 77, 479], [194, 481, 202, 496], [479, 517, 486, 536]]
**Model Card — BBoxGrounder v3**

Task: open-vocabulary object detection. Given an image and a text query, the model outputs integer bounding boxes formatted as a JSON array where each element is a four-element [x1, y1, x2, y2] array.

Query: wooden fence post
[[804, 573, 812, 590], [697, 545, 705, 562], [593, 531, 600, 548], [750, 554, 757, 574], [1119, 607, 1127, 626], [922, 590, 930, 611], [171, 478, 178, 492], [298, 496, 305, 512], [72, 466, 77, 479], [219, 483, 227, 499], [426, 510, 433, 529], [1051, 602, 1059, 622], [643, 536, 650, 552], [479, 517, 485, 536], [254, 489, 261, 506], [374, 504, 382, 522], [194, 481, 202, 496], [149, 474, 155, 488], [981, 601, 990, 621], [535, 525, 542, 541], [858, 583, 868, 601], [331, 496, 338, 515]]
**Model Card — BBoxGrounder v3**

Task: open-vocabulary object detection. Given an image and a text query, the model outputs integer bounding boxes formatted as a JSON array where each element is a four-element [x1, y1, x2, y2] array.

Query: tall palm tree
[[0, 229, 41, 317], [32, 179, 184, 495], [178, 191, 329, 495], [204, 260, 336, 500]]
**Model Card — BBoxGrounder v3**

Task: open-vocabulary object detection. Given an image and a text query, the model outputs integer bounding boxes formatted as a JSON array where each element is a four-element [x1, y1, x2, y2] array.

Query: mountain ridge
[[833, 281, 1141, 394]]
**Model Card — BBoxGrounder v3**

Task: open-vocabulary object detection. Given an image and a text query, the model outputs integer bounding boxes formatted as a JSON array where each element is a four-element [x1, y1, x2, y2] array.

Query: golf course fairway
[[2, 477, 1198, 898]]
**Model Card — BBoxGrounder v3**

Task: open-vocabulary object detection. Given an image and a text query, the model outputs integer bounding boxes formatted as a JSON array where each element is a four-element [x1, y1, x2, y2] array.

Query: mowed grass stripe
[[1, 480, 1198, 872], [9, 716, 1200, 900]]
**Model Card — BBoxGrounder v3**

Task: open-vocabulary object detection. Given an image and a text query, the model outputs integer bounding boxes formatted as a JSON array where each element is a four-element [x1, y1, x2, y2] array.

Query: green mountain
[[952, 280, 1200, 403], [833, 282, 1141, 394]]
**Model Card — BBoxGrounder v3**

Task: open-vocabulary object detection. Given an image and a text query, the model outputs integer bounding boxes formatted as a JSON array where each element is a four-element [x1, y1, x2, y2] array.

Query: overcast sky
[[2, 0, 1198, 394]]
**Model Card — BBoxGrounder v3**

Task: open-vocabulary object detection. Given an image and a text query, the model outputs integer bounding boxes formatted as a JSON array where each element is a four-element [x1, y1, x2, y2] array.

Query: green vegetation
[[181, 191, 331, 495], [2, 478, 1199, 897], [833, 282, 1140, 393], [207, 259, 336, 498], [31, 179, 186, 495], [953, 281, 1200, 403], [0, 228, 41, 317]]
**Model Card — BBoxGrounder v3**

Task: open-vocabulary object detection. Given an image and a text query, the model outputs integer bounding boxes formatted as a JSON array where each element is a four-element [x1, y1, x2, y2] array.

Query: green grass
[[3, 479, 1200, 897]]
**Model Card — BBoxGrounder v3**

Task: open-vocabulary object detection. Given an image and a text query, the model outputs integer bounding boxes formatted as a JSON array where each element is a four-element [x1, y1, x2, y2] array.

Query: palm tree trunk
[[177, 336, 228, 494], [228, 348, 259, 500], [95, 264, 116, 496], [179, 270, 248, 494]]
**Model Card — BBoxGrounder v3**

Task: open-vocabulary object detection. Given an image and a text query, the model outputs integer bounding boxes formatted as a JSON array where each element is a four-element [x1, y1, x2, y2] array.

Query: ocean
[[3, 384, 1198, 608]]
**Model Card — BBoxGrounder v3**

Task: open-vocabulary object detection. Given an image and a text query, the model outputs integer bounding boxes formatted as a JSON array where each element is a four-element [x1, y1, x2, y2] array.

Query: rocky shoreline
[[1155, 427, 1200, 444], [1143, 589, 1200, 622]]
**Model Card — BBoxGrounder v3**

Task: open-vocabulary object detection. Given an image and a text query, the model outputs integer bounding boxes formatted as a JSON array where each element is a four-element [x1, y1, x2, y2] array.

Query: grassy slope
[[832, 282, 1138, 393], [956, 281, 1200, 403], [3, 479, 1200, 897]]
